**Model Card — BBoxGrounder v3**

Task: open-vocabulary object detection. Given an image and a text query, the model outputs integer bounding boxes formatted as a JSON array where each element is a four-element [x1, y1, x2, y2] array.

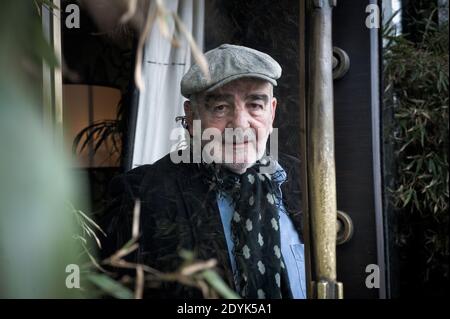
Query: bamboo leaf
[[200, 270, 240, 299], [86, 274, 134, 299]]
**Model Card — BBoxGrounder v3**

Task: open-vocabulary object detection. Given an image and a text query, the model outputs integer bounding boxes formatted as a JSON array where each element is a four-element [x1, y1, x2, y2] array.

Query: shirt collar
[[270, 160, 287, 186]]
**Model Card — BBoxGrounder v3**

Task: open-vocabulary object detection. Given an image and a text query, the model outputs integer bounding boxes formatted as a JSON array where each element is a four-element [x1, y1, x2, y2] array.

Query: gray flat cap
[[181, 44, 282, 98]]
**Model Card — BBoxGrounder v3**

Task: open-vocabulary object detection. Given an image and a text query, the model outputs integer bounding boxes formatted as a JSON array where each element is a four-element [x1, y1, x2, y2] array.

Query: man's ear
[[271, 97, 277, 121], [184, 100, 194, 135], [269, 97, 277, 133]]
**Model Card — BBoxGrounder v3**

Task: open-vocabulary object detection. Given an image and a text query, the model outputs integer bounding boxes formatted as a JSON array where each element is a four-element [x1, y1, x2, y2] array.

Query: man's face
[[184, 78, 277, 174]]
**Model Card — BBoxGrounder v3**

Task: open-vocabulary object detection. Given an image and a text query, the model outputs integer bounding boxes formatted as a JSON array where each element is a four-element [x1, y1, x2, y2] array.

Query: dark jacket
[[100, 152, 303, 298]]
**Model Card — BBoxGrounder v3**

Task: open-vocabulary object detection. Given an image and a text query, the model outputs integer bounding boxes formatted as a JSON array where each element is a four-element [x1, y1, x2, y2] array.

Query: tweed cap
[[181, 44, 282, 98]]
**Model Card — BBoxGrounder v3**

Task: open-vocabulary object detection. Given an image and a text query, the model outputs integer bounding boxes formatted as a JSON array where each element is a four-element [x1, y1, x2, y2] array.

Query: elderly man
[[102, 44, 306, 299]]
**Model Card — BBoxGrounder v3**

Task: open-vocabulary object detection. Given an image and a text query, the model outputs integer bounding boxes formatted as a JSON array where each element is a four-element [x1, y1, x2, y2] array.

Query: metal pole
[[42, 0, 63, 147], [307, 0, 343, 299]]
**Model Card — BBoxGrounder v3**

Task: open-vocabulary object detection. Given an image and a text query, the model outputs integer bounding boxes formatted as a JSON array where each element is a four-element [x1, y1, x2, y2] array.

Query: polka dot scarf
[[201, 161, 292, 299]]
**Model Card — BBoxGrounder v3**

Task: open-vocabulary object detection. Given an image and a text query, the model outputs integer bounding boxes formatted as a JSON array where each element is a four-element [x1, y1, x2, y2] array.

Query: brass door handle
[[336, 210, 354, 245]]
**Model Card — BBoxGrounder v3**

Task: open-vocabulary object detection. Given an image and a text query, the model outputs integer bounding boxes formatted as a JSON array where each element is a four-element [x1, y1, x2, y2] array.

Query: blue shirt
[[216, 163, 307, 299]]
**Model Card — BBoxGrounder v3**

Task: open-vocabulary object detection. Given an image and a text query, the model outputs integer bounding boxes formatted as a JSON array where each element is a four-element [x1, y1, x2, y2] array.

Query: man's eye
[[213, 105, 227, 112], [249, 103, 263, 110]]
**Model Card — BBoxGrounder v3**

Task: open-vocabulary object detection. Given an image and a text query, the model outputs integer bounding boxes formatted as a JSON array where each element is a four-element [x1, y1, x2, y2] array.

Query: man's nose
[[228, 105, 251, 129]]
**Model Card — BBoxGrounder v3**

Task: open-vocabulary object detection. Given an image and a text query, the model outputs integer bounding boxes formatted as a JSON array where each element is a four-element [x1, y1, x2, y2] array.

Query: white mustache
[[222, 128, 257, 144]]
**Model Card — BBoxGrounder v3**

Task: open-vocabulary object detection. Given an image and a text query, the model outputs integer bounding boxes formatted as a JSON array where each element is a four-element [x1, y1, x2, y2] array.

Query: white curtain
[[131, 0, 204, 168]]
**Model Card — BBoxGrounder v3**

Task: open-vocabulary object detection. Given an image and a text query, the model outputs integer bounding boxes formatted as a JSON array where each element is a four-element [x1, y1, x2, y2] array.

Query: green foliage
[[86, 273, 134, 299], [200, 270, 240, 299], [383, 8, 449, 285], [0, 1, 84, 298]]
